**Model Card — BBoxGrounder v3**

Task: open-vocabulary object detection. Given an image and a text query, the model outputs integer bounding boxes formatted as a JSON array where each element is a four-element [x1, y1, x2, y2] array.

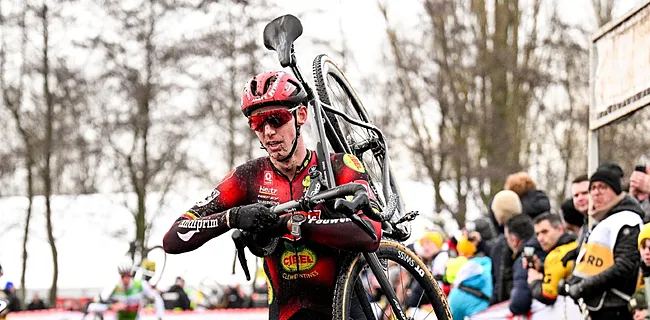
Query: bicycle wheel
[[312, 54, 390, 208], [332, 240, 452, 320]]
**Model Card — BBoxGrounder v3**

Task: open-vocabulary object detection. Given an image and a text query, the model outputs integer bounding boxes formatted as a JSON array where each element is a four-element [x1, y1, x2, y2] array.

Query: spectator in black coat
[[505, 171, 551, 219], [504, 214, 546, 315], [488, 190, 523, 305], [4, 282, 22, 312], [26, 294, 47, 310], [163, 277, 191, 310]]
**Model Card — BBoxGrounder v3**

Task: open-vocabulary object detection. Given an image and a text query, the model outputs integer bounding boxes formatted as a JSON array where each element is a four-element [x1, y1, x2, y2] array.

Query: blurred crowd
[[4, 164, 650, 320], [403, 165, 650, 320]]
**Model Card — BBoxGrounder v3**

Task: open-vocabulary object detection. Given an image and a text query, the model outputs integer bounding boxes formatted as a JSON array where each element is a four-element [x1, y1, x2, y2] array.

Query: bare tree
[[1, 0, 36, 305], [81, 0, 205, 257], [378, 0, 554, 225]]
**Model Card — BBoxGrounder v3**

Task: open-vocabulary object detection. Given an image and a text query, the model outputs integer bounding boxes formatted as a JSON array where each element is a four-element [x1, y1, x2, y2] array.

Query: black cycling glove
[[228, 203, 278, 233]]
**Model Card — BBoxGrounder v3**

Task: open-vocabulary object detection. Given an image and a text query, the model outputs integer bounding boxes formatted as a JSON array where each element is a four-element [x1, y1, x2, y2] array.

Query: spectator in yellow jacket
[[525, 212, 577, 305]]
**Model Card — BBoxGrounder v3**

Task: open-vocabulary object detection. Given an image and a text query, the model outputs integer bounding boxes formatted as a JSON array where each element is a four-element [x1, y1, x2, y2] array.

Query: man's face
[[641, 239, 650, 267], [504, 228, 520, 251], [120, 274, 132, 287], [571, 181, 589, 213], [250, 106, 306, 161], [590, 181, 617, 213], [535, 220, 563, 252]]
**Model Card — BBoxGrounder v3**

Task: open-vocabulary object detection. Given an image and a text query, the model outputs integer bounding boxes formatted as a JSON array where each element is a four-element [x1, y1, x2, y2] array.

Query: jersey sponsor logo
[[264, 171, 273, 185], [281, 244, 317, 272], [177, 229, 199, 242], [343, 154, 365, 173], [306, 217, 351, 224], [196, 189, 220, 207], [282, 270, 319, 280], [259, 186, 278, 196], [178, 219, 218, 229]]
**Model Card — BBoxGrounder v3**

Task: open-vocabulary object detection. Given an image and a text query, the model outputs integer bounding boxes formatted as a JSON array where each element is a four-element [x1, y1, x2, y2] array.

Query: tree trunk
[[41, 3, 59, 307], [20, 163, 34, 305]]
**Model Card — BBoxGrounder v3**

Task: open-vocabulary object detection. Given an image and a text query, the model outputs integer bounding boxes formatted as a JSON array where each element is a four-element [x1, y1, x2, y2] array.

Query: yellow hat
[[457, 236, 477, 257], [639, 223, 650, 248], [419, 231, 444, 248]]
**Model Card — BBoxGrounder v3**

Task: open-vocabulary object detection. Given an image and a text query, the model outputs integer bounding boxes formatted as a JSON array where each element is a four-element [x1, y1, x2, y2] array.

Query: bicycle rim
[[332, 240, 452, 320], [313, 54, 388, 207]]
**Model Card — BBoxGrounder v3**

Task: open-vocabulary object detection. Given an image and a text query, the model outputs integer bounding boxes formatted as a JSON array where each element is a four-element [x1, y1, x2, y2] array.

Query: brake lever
[[231, 230, 251, 281], [334, 194, 378, 243]]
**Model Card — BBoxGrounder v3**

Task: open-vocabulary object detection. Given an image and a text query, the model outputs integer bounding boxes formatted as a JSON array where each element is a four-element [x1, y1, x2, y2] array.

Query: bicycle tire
[[312, 54, 390, 209], [332, 240, 452, 320]]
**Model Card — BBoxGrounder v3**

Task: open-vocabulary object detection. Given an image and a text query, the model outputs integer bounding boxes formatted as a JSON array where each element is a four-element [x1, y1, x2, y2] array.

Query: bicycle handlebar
[[231, 183, 380, 280]]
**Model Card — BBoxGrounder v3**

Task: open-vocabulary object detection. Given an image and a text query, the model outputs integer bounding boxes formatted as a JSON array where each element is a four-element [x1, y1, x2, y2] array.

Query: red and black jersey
[[163, 150, 383, 320]]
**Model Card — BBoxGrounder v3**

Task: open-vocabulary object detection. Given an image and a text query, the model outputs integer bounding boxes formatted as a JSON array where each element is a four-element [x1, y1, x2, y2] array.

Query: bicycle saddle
[[263, 14, 303, 67]]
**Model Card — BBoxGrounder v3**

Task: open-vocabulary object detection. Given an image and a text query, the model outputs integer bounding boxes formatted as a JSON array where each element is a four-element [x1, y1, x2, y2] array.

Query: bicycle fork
[[364, 252, 409, 320]]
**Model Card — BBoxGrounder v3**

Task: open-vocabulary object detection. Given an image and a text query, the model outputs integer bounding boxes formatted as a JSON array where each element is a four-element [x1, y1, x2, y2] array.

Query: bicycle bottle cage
[[263, 14, 303, 67]]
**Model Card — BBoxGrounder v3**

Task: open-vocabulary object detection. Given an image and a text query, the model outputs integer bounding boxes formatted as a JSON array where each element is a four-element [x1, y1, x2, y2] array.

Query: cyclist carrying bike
[[87, 262, 164, 320], [162, 70, 383, 320]]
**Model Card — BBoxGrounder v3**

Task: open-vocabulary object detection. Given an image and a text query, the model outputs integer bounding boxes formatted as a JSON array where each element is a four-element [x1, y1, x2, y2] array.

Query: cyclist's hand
[[111, 302, 126, 311], [262, 214, 292, 237], [229, 203, 278, 232]]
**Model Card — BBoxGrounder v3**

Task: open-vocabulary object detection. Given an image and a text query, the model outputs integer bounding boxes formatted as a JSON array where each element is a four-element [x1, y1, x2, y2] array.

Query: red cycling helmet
[[241, 71, 307, 117]]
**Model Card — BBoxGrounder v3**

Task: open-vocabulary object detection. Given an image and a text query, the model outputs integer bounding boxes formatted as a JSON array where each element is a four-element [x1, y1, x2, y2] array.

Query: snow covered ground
[[0, 178, 480, 295]]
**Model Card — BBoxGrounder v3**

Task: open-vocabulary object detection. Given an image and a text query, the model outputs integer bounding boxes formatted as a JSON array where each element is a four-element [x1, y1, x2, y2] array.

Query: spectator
[[411, 229, 444, 265], [408, 229, 446, 303], [630, 166, 650, 222], [504, 214, 546, 315], [163, 277, 191, 311], [570, 174, 590, 215], [224, 283, 249, 308], [561, 198, 584, 235], [562, 174, 600, 268], [488, 190, 523, 304], [639, 223, 650, 277], [447, 231, 493, 320], [504, 171, 551, 219], [26, 294, 47, 311], [4, 282, 22, 312], [637, 223, 650, 320], [566, 167, 644, 320], [526, 212, 577, 305]]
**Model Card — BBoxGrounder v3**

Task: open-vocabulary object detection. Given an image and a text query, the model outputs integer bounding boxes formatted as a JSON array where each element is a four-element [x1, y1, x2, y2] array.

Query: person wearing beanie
[[561, 197, 584, 235], [565, 167, 645, 320], [488, 190, 523, 305], [638, 223, 650, 279], [504, 172, 551, 219], [491, 190, 523, 225]]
